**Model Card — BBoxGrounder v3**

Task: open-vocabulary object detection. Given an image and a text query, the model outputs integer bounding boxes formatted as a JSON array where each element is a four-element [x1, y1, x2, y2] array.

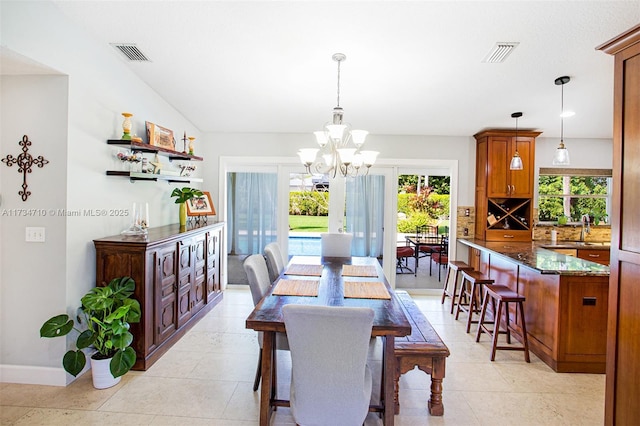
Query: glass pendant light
[[552, 76, 571, 166], [509, 112, 524, 170]]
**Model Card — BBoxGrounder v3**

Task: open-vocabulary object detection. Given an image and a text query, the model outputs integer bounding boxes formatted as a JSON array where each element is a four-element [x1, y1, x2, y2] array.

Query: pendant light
[[552, 76, 571, 166], [509, 112, 524, 170]]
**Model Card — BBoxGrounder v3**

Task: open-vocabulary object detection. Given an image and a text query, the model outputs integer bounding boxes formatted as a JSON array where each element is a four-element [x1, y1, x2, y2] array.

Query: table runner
[[272, 279, 319, 297], [284, 264, 324, 276], [343, 281, 391, 299], [341, 264, 378, 277]]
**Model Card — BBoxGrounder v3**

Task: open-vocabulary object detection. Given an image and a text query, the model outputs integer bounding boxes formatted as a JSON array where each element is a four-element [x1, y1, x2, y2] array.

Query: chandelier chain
[[336, 58, 341, 108]]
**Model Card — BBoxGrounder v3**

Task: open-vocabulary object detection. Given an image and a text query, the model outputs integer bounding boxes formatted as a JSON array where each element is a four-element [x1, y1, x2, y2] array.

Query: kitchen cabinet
[[94, 222, 225, 370], [597, 23, 640, 426], [474, 129, 540, 241]]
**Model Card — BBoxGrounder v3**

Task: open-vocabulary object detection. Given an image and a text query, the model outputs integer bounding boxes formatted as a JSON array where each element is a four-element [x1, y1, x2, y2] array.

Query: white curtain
[[345, 175, 385, 257], [227, 172, 278, 255]]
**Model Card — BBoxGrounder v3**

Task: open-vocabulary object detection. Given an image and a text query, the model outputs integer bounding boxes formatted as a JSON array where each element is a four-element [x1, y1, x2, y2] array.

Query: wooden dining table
[[245, 255, 411, 426]]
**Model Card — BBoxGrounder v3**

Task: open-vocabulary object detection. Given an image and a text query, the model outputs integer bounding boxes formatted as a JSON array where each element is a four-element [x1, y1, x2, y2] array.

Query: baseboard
[[0, 364, 70, 386]]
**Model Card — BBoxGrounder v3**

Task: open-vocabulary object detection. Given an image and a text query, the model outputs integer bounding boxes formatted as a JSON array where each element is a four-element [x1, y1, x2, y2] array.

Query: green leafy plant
[[40, 277, 141, 378], [170, 187, 203, 204]]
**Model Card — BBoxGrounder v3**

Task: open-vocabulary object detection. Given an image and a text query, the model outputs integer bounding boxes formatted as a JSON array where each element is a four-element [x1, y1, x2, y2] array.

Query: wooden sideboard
[[94, 222, 225, 370]]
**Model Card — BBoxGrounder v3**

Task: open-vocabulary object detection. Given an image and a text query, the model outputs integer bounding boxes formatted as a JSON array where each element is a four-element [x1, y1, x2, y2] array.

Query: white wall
[[200, 132, 477, 209], [0, 0, 202, 385]]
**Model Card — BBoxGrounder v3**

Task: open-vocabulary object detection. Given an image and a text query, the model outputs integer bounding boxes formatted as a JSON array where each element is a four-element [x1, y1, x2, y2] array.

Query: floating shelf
[[106, 171, 203, 183], [107, 139, 203, 161]]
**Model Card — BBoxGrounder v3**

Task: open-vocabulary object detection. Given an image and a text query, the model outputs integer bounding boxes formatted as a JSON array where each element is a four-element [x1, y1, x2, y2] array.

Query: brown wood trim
[[473, 129, 542, 139], [596, 23, 640, 55]]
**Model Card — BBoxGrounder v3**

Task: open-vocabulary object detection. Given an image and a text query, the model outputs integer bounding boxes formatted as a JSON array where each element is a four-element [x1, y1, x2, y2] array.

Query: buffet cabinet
[[474, 129, 541, 241], [94, 222, 224, 370]]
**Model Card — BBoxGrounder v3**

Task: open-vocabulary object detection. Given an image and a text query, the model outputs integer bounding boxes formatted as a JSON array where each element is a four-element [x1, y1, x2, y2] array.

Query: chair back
[[264, 242, 285, 283], [320, 232, 353, 257], [282, 304, 374, 426], [243, 254, 271, 307]]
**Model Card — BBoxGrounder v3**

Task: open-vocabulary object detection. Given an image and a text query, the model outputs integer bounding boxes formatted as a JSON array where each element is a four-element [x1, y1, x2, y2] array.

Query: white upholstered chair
[[243, 254, 289, 391], [282, 304, 374, 426], [264, 242, 286, 283], [320, 232, 353, 257]]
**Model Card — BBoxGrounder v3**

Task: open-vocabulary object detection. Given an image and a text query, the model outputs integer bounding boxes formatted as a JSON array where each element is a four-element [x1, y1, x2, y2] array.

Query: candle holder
[[121, 112, 133, 140]]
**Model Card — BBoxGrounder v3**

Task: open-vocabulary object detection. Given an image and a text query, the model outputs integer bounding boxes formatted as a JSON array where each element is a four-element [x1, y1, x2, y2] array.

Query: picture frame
[[146, 121, 175, 151], [186, 191, 216, 216]]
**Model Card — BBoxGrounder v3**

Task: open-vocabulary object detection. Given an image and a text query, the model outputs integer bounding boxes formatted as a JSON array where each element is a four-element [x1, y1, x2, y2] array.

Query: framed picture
[[146, 121, 175, 151], [186, 191, 216, 216]]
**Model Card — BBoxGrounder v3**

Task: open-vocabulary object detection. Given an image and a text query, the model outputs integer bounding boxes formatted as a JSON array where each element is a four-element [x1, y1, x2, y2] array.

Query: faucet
[[580, 214, 591, 241]]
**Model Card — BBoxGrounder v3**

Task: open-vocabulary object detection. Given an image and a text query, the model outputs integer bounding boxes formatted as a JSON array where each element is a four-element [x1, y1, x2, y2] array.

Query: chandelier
[[298, 53, 378, 178]]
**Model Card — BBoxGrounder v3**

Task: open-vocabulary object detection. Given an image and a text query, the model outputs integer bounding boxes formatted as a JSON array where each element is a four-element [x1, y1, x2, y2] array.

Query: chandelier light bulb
[[553, 76, 571, 166]]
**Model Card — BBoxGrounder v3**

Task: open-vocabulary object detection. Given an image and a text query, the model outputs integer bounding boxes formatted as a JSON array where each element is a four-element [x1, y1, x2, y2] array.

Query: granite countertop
[[459, 238, 610, 276]]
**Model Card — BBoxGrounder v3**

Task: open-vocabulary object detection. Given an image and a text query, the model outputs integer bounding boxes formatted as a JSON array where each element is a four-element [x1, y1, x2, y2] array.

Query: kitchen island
[[459, 238, 609, 373]]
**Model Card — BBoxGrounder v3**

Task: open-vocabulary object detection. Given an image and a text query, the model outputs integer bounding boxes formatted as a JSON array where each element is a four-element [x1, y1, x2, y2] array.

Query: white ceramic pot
[[90, 356, 121, 389]]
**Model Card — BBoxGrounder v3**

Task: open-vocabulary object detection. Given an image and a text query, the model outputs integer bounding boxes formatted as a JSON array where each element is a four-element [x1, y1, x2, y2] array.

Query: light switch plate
[[26, 227, 45, 242]]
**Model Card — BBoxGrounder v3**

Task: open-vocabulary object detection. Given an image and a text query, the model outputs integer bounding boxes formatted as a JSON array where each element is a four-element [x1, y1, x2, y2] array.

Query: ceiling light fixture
[[298, 53, 378, 178], [509, 112, 524, 170], [553, 76, 571, 166]]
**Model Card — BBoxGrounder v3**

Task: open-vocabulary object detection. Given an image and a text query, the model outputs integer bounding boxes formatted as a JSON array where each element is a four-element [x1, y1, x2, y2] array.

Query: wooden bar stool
[[441, 261, 473, 314], [475, 284, 530, 362], [455, 270, 494, 333]]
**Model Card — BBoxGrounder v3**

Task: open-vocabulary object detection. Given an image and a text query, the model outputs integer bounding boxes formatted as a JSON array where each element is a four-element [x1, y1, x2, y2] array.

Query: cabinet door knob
[[588, 254, 600, 258]]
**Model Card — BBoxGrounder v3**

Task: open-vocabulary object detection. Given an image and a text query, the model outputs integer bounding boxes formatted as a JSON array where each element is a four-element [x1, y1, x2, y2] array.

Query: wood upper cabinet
[[597, 23, 640, 426], [474, 129, 541, 241], [94, 222, 225, 370], [479, 130, 537, 198]]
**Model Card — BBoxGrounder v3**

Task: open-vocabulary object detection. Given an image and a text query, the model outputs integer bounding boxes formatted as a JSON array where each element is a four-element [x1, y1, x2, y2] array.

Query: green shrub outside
[[289, 191, 329, 216]]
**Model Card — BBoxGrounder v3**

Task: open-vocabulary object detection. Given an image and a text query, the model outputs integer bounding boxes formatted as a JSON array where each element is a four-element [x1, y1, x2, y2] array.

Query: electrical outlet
[[25, 227, 45, 242]]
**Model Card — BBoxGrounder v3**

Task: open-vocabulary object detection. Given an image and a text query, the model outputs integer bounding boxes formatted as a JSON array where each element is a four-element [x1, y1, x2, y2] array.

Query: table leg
[[383, 335, 395, 425], [428, 357, 445, 415], [259, 331, 274, 426]]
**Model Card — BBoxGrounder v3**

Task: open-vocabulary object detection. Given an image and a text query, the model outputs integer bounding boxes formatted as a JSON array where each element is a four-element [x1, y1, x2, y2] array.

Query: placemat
[[284, 264, 324, 276], [344, 281, 391, 299], [272, 279, 319, 297], [341, 264, 379, 277]]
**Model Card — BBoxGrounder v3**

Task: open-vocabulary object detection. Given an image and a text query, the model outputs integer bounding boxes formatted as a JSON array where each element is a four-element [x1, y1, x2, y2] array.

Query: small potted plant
[[40, 277, 141, 389], [171, 186, 203, 226]]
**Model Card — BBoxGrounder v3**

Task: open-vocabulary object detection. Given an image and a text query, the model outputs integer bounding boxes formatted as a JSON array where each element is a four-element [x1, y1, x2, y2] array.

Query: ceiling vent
[[483, 42, 519, 63], [110, 43, 150, 62]]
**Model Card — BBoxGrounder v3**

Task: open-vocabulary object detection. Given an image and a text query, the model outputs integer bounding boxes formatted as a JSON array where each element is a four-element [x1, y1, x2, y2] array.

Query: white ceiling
[[17, 1, 640, 138]]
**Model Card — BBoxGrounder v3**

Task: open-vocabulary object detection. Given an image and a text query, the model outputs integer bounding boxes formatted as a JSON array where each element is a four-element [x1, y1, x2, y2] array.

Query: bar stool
[[441, 261, 473, 314], [475, 284, 530, 362], [455, 270, 494, 333]]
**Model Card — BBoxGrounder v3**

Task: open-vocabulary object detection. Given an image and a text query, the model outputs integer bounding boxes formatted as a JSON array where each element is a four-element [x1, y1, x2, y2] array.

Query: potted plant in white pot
[[170, 186, 203, 226], [40, 276, 141, 389]]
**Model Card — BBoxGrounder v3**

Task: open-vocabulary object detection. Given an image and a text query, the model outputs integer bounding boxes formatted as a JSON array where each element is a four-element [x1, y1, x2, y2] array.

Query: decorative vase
[[188, 136, 195, 155], [90, 356, 121, 389], [121, 112, 133, 140], [179, 202, 187, 226]]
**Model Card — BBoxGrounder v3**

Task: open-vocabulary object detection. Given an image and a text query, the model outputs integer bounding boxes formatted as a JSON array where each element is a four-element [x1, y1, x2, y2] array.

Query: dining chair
[[320, 232, 353, 257], [282, 304, 375, 426], [431, 235, 450, 281], [264, 242, 286, 283], [396, 242, 415, 274], [243, 254, 289, 391], [415, 226, 441, 276]]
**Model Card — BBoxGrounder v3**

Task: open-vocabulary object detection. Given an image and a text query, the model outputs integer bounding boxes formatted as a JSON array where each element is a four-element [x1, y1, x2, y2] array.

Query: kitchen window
[[537, 168, 612, 224]]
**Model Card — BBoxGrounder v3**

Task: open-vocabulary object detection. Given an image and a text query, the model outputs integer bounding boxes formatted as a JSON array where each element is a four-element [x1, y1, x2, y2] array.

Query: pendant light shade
[[509, 112, 524, 170], [552, 76, 571, 166]]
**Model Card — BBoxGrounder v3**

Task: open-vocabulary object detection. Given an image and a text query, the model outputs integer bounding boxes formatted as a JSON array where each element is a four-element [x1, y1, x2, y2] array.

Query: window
[[537, 168, 612, 224]]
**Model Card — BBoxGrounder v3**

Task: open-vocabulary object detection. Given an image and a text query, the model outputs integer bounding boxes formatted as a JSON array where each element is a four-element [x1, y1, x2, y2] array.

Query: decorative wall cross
[[2, 135, 50, 201]]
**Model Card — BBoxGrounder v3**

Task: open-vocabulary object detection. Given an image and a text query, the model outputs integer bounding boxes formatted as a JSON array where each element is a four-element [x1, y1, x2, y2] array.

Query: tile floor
[[1, 286, 605, 425]]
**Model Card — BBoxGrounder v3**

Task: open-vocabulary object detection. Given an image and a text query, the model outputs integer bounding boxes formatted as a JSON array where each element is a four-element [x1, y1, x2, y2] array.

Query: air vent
[[110, 43, 150, 62], [483, 42, 519, 63]]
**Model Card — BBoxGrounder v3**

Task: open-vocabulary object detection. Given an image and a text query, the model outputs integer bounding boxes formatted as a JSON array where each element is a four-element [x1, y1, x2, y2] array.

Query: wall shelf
[[107, 139, 203, 183], [107, 139, 203, 161], [105, 170, 203, 183]]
